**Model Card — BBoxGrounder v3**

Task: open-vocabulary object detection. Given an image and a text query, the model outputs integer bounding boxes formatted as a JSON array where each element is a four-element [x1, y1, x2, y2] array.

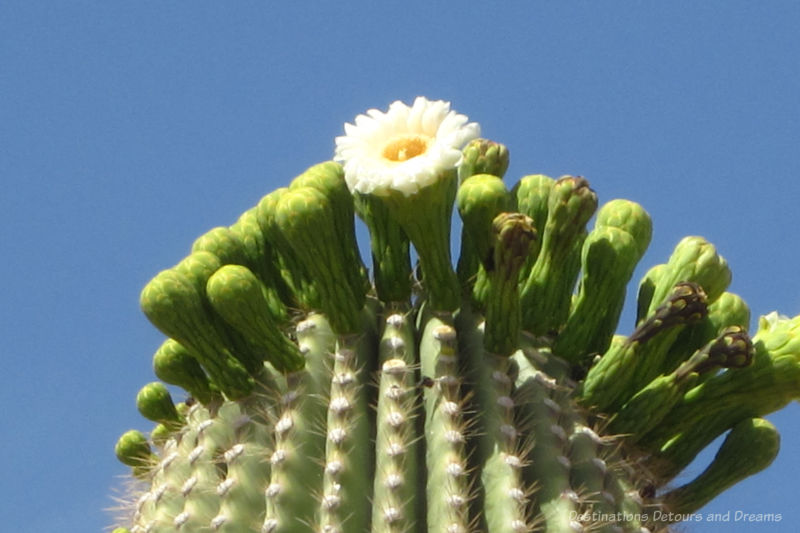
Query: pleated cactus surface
[[113, 98, 800, 533]]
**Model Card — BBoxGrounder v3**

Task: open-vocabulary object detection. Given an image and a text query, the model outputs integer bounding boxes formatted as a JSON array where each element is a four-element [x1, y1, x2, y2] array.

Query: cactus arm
[[319, 310, 378, 533], [209, 404, 273, 533], [458, 211, 537, 532], [420, 312, 471, 532], [511, 347, 577, 532], [566, 426, 632, 533], [479, 351, 529, 533], [371, 307, 422, 533], [147, 403, 239, 531], [262, 313, 334, 533]]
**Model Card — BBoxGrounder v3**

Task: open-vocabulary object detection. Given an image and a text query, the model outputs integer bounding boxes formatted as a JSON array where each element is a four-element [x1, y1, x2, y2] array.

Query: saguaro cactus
[[113, 97, 800, 532]]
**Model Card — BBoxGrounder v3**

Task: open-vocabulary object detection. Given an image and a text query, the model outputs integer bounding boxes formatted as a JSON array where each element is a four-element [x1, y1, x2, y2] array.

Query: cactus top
[[334, 96, 480, 196]]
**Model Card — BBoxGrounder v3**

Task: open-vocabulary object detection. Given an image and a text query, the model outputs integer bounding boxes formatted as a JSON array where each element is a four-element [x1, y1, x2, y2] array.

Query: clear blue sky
[[2, 2, 798, 531]]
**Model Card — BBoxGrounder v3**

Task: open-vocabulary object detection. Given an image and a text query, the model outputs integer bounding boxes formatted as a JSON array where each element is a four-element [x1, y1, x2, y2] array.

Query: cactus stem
[[371, 307, 423, 533], [263, 314, 335, 533], [420, 312, 472, 533], [319, 311, 378, 533]]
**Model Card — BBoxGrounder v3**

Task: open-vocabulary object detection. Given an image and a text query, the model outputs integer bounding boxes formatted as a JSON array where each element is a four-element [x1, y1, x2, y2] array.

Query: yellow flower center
[[382, 135, 430, 162]]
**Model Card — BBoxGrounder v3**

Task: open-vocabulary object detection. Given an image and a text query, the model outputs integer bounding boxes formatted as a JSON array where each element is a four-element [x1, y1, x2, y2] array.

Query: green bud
[[483, 213, 537, 356], [192, 226, 250, 267], [662, 418, 779, 517], [581, 282, 708, 412], [174, 252, 271, 377], [290, 161, 370, 297], [638, 314, 800, 476], [594, 199, 653, 259], [206, 264, 304, 372], [153, 338, 215, 405], [554, 226, 643, 363], [609, 326, 754, 443], [140, 268, 254, 399], [456, 174, 511, 290], [256, 188, 320, 308], [647, 236, 731, 315], [629, 281, 708, 345], [114, 429, 152, 468], [513, 174, 554, 239], [173, 251, 222, 297], [520, 176, 598, 335], [555, 200, 651, 364], [136, 382, 181, 425], [661, 292, 751, 378], [675, 325, 754, 379], [150, 422, 171, 446], [274, 186, 365, 333], [229, 207, 293, 317], [607, 371, 699, 444], [458, 138, 510, 183]]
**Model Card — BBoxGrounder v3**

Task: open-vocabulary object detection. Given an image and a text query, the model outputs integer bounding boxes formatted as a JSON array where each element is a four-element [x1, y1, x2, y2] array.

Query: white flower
[[334, 97, 480, 197]]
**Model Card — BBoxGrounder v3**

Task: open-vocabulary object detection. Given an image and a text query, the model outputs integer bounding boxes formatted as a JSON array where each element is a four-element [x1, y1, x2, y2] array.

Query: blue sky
[[1, 2, 798, 532]]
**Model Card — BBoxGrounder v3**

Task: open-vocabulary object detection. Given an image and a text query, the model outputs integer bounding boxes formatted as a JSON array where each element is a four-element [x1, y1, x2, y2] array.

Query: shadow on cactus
[[112, 97, 798, 533]]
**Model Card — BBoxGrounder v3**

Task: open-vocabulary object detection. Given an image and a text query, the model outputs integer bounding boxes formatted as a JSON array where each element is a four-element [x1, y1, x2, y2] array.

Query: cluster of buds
[[113, 98, 799, 533]]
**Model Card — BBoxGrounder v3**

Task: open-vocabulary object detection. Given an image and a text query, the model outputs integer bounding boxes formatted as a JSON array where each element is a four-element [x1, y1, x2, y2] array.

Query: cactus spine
[[114, 98, 800, 532]]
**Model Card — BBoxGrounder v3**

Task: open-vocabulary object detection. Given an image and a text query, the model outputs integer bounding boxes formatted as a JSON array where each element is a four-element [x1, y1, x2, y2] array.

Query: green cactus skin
[[371, 307, 421, 533], [353, 192, 413, 303], [553, 200, 652, 365], [455, 174, 511, 294], [319, 314, 378, 533], [458, 138, 510, 185], [580, 281, 709, 413], [519, 176, 598, 336], [378, 171, 462, 312], [661, 418, 779, 520], [263, 314, 334, 533], [152, 339, 217, 405], [419, 311, 471, 533], [115, 128, 800, 533]]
